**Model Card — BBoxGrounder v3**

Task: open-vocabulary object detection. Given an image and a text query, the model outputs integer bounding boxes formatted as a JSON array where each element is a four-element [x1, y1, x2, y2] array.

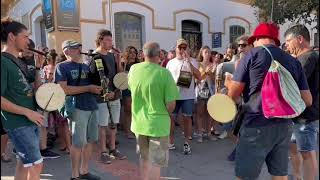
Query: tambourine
[[113, 72, 129, 90], [207, 93, 237, 123], [35, 83, 66, 111]]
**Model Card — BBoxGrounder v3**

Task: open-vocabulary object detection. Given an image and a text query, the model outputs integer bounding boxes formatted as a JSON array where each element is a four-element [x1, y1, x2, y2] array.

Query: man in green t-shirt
[[128, 42, 179, 180], [1, 19, 45, 180]]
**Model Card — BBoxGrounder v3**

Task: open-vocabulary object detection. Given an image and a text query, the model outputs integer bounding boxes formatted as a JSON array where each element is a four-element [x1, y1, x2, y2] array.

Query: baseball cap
[[62, 40, 82, 50], [176, 38, 188, 47]]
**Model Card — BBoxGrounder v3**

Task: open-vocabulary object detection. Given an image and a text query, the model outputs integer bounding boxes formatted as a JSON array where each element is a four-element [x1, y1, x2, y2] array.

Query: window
[[182, 20, 202, 56], [115, 13, 143, 51], [229, 25, 245, 44]]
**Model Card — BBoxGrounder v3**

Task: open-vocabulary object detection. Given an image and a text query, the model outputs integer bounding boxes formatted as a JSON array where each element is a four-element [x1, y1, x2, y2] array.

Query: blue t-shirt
[[55, 61, 98, 111], [233, 45, 309, 127]]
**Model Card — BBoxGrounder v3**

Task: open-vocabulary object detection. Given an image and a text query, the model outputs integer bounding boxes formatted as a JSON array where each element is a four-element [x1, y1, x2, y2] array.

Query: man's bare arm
[[227, 81, 245, 101], [1, 96, 44, 126], [58, 81, 102, 95]]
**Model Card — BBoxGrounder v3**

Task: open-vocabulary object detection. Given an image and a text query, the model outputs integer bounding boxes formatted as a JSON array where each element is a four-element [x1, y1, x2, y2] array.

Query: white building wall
[[8, 0, 316, 53]]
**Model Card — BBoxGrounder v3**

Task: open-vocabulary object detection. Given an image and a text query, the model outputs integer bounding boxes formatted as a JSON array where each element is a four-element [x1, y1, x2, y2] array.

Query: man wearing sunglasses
[[166, 38, 201, 155]]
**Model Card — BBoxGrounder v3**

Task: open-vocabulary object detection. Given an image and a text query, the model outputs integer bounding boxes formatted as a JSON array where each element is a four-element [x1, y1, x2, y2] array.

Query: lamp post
[[108, 0, 116, 45], [270, 0, 274, 22]]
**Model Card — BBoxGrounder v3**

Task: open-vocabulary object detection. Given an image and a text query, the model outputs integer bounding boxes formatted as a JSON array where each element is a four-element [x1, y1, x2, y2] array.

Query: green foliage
[[250, 0, 319, 28]]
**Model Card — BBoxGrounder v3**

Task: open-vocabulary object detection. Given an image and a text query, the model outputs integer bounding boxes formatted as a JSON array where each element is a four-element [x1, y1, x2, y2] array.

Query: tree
[[250, 0, 319, 29]]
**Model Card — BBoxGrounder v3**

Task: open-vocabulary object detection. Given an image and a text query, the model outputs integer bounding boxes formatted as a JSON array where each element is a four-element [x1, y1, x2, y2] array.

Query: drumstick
[[43, 92, 54, 113]]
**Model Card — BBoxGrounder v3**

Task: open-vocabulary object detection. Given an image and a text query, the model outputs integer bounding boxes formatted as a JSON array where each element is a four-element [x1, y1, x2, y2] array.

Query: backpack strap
[[260, 45, 275, 61]]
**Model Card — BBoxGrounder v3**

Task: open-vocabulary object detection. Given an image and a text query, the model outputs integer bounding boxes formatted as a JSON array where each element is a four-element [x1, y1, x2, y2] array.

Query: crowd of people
[[1, 16, 319, 180]]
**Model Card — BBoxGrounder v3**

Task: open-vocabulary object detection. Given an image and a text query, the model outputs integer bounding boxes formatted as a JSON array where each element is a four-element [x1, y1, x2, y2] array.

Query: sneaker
[[100, 152, 111, 164], [211, 130, 221, 136], [168, 144, 176, 150], [41, 149, 61, 159], [197, 135, 203, 143], [193, 132, 201, 138], [183, 143, 192, 155], [109, 149, 127, 160], [79, 172, 100, 180], [218, 131, 228, 139], [208, 135, 218, 141]]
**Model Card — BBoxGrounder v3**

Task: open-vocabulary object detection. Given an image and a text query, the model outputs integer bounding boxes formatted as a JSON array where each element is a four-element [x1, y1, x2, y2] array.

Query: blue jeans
[[235, 123, 292, 179], [7, 125, 43, 167], [292, 120, 319, 152], [172, 99, 194, 117]]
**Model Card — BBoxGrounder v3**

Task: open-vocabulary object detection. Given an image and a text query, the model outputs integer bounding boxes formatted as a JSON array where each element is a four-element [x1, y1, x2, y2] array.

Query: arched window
[[182, 20, 202, 56], [115, 12, 143, 51], [229, 25, 245, 43]]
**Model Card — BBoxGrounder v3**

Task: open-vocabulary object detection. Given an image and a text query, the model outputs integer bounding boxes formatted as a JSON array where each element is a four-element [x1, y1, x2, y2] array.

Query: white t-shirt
[[166, 57, 199, 100]]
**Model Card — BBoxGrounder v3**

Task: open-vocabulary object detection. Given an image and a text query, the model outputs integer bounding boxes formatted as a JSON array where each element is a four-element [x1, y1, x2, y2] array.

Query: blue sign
[[42, 0, 54, 31], [212, 32, 222, 48], [43, 0, 51, 12], [60, 0, 75, 12]]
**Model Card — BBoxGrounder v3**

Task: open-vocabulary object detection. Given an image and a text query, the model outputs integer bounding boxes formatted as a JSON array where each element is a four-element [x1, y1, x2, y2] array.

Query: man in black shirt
[[285, 24, 319, 180], [89, 29, 126, 164]]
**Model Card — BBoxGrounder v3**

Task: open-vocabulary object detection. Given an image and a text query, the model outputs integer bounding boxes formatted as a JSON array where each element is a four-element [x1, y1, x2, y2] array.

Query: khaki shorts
[[136, 135, 169, 167]]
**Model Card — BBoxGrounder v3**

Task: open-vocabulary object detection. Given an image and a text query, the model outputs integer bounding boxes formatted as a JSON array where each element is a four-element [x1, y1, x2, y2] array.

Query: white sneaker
[[208, 135, 218, 141], [168, 144, 176, 150], [218, 131, 228, 139]]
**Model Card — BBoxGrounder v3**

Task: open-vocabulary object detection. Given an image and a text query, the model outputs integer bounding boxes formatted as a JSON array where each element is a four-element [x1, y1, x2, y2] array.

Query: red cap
[[248, 23, 280, 46]]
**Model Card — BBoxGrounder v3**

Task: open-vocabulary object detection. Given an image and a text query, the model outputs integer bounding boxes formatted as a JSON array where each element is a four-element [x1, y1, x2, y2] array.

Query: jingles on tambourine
[[207, 94, 237, 123]]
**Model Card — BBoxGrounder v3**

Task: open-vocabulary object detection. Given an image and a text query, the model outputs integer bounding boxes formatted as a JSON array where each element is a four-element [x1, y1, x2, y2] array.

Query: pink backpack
[[261, 45, 306, 119]]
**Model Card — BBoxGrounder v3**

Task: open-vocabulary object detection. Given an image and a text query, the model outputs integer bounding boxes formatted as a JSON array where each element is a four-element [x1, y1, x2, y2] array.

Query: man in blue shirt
[[55, 40, 102, 180], [227, 23, 312, 180]]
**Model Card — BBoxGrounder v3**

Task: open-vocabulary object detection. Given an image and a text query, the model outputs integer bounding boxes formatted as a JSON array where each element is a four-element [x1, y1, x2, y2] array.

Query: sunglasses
[[238, 44, 248, 48], [178, 46, 187, 50]]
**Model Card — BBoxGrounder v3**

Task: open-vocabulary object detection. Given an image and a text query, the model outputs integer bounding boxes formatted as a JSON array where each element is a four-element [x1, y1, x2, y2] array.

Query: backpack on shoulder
[[261, 45, 306, 119]]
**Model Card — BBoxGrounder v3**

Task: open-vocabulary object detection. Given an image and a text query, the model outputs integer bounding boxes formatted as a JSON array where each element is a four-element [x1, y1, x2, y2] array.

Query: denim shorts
[[235, 123, 292, 179], [97, 100, 121, 127], [70, 109, 99, 148], [7, 125, 43, 167], [172, 99, 194, 117], [291, 120, 319, 152]]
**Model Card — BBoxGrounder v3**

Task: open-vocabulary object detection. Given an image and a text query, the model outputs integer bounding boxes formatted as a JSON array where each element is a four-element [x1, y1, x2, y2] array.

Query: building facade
[[8, 0, 318, 54]]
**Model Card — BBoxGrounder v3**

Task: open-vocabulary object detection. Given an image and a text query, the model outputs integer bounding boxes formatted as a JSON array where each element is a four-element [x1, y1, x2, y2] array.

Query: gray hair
[[236, 35, 249, 43], [143, 42, 160, 58]]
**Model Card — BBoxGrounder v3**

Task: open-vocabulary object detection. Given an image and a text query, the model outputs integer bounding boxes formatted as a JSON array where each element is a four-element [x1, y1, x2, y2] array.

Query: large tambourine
[[113, 72, 129, 90], [35, 83, 66, 112], [207, 93, 237, 123]]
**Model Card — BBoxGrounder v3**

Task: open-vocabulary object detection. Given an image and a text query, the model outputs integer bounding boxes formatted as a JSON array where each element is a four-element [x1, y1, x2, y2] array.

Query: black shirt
[[296, 50, 319, 121], [88, 52, 118, 103]]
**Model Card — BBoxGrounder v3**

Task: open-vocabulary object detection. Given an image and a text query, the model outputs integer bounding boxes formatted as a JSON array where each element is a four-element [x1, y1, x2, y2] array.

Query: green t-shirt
[[1, 53, 36, 130], [128, 62, 179, 137]]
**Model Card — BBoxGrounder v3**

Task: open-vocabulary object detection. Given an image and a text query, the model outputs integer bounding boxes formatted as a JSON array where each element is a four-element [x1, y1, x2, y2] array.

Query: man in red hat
[[227, 23, 312, 180]]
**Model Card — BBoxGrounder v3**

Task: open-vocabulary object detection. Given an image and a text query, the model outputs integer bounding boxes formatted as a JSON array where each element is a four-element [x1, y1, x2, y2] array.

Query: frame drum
[[207, 93, 237, 123]]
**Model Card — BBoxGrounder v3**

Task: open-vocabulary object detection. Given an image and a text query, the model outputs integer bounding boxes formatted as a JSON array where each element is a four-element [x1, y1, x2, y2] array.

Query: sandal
[[1, 153, 12, 163]]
